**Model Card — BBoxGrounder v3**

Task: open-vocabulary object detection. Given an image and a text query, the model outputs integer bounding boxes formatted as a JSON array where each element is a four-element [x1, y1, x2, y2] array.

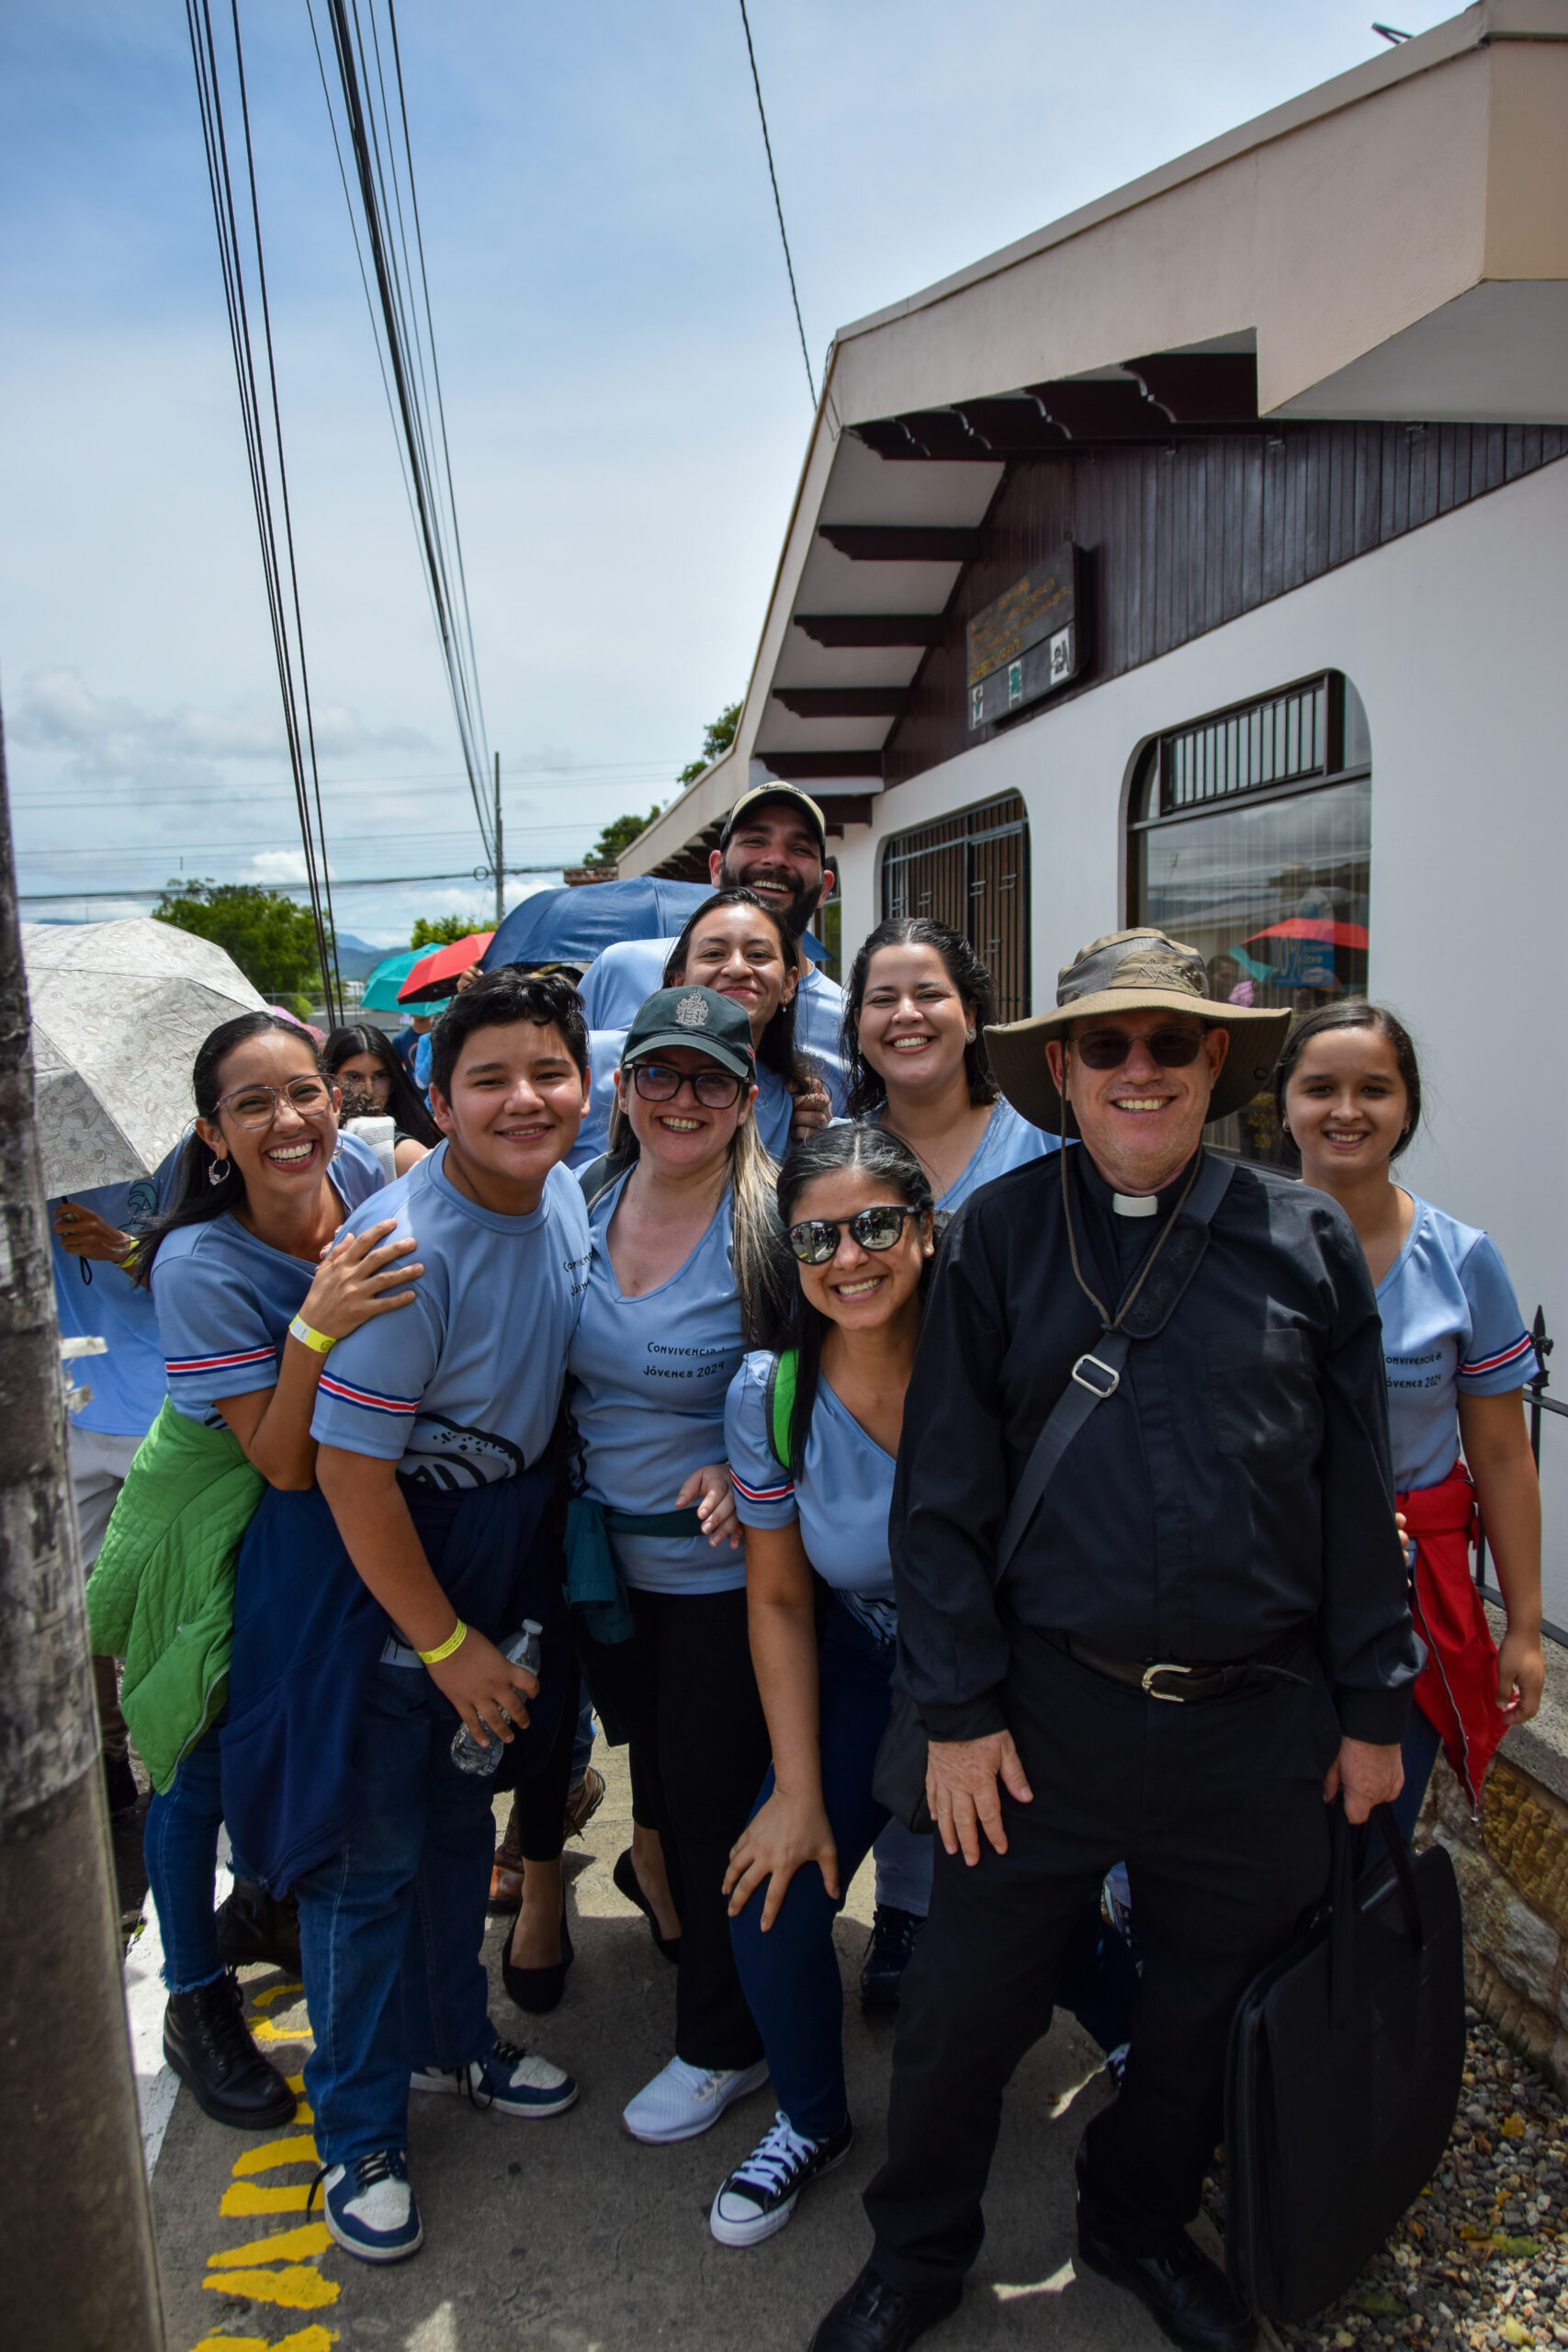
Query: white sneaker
[[710, 2109, 854, 2245], [622, 2055, 770, 2144], [411, 2035, 578, 2119], [314, 2149, 423, 2263]]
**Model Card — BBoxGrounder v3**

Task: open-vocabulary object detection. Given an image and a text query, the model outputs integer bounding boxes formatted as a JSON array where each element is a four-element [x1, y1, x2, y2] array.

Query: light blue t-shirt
[[727, 1351, 897, 1640], [152, 1133, 386, 1422], [310, 1144, 590, 1487], [568, 1170, 748, 1593], [570, 1030, 795, 1170], [51, 1148, 183, 1437], [931, 1097, 1057, 1217], [1376, 1193, 1540, 1492], [578, 936, 847, 1111]]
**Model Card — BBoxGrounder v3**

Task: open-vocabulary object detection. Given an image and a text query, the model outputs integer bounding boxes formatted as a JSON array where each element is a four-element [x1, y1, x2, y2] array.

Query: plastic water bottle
[[449, 1621, 543, 1777]]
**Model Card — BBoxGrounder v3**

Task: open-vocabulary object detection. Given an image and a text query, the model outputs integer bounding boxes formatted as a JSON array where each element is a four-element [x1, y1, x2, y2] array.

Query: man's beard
[[720, 854, 817, 940]]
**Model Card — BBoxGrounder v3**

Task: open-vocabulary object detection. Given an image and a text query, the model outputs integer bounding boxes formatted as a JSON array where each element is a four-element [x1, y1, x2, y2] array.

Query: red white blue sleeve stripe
[[1460, 1331, 1536, 1378], [166, 1345, 276, 1379], [730, 1466, 795, 1503], [317, 1372, 422, 1419]]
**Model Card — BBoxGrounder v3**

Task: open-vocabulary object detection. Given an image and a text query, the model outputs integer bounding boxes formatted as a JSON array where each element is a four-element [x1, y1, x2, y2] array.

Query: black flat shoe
[[502, 1907, 574, 2016], [215, 1878, 302, 1977], [809, 2261, 960, 2351], [1076, 2211, 1257, 2352], [613, 1848, 681, 1962]]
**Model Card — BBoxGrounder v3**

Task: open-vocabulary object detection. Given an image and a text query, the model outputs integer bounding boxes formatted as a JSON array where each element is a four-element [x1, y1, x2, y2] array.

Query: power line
[[184, 0, 344, 1019], [309, 0, 496, 870], [18, 866, 569, 908], [737, 0, 816, 409]]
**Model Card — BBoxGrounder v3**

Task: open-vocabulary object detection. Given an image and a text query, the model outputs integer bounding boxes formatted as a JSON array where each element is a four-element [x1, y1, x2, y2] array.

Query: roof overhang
[[623, 0, 1568, 879]]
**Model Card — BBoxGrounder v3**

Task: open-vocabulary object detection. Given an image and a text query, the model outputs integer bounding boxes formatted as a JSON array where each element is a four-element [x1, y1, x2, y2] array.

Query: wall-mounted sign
[[966, 540, 1083, 730]]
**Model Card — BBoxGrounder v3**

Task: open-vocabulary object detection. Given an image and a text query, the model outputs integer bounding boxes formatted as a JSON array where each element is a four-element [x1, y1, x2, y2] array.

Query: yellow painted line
[[206, 2223, 332, 2266], [220, 2180, 314, 2217], [187, 2329, 337, 2352], [249, 1983, 305, 2009], [283, 2073, 313, 2121], [201, 2266, 338, 2311], [252, 2013, 314, 2045], [231, 2133, 319, 2177]]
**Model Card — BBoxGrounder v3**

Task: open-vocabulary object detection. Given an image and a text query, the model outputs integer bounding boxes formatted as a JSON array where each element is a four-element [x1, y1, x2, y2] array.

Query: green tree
[[677, 700, 741, 786], [153, 879, 323, 1011], [409, 913, 483, 950], [582, 808, 662, 871]]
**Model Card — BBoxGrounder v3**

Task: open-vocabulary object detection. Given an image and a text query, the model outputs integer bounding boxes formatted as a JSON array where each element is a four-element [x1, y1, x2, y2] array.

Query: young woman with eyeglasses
[[322, 1023, 441, 1175], [1276, 1002, 1544, 1834], [539, 985, 793, 2143], [707, 1124, 936, 2246], [838, 918, 1062, 2004], [100, 1012, 419, 2132]]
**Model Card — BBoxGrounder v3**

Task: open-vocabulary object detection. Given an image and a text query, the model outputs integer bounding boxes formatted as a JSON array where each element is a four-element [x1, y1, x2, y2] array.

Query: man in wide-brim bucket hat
[[984, 926, 1292, 1139], [809, 923, 1419, 2352]]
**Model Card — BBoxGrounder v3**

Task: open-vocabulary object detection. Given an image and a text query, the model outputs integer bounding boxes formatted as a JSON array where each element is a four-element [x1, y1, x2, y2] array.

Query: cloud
[[8, 666, 434, 784]]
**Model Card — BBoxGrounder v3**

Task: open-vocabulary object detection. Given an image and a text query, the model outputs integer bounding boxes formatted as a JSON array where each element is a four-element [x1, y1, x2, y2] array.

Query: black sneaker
[[164, 1971, 298, 2130], [709, 2109, 853, 2246], [215, 1879, 302, 1977], [809, 2261, 960, 2351], [860, 1905, 925, 2010]]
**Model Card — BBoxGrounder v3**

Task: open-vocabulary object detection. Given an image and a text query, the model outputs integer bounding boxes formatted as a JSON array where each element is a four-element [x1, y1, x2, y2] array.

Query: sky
[[0, 0, 1456, 952]]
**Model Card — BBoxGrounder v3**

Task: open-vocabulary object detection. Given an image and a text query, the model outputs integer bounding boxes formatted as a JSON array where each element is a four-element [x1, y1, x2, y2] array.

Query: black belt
[[1053, 1631, 1310, 1704]]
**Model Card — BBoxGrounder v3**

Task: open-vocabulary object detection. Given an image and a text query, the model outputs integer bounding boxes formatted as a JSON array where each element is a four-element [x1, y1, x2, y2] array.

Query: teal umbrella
[[359, 949, 424, 1011]]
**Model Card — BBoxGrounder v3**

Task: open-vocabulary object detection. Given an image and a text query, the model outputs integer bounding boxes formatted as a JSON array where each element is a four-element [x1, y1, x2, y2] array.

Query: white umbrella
[[22, 918, 267, 1197]]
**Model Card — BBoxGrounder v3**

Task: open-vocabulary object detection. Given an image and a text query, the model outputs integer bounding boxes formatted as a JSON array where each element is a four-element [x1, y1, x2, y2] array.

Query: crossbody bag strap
[[992, 1149, 1236, 1583]]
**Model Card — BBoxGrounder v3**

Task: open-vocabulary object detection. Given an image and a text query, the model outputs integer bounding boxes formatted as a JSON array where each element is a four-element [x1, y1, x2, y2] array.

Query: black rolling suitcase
[[1224, 1802, 1466, 2324]]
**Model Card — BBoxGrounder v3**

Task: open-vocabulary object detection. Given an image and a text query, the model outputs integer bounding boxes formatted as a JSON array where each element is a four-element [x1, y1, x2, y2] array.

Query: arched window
[[1127, 673, 1371, 1163], [882, 793, 1031, 1021]]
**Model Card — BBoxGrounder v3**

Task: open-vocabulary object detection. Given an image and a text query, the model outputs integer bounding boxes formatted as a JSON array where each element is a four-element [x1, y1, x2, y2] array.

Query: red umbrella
[[397, 931, 496, 1004], [1245, 919, 1369, 949]]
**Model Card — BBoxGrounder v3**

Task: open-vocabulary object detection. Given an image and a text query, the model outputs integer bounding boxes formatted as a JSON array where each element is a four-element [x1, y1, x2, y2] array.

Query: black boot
[[215, 1878, 302, 1977], [859, 1906, 925, 2010], [164, 1971, 298, 2129]]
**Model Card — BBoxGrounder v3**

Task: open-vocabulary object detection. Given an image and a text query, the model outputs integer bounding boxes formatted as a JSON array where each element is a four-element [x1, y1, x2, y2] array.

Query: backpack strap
[[764, 1349, 799, 1474], [577, 1151, 633, 1214]]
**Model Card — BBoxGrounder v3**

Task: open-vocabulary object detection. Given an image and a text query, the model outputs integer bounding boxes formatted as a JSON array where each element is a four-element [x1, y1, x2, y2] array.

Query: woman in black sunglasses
[[707, 1124, 936, 2249]]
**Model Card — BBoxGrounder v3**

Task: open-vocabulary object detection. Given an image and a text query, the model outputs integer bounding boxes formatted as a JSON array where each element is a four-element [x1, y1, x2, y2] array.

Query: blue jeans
[[296, 1663, 497, 2168], [143, 1717, 253, 1994], [1391, 1702, 1443, 1845], [730, 1602, 894, 2141], [872, 1815, 934, 1917]]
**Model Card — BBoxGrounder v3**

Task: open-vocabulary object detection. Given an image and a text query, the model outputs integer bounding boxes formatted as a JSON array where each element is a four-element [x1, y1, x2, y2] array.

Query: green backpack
[[762, 1347, 799, 1475]]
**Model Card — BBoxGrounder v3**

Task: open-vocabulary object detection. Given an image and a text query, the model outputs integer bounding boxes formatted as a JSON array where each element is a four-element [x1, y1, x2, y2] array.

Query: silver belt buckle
[[1141, 1660, 1196, 1702], [1071, 1351, 1121, 1399]]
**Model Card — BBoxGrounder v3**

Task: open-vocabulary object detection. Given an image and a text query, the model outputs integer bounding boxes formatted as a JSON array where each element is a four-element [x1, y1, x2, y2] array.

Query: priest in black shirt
[[810, 931, 1419, 2352]]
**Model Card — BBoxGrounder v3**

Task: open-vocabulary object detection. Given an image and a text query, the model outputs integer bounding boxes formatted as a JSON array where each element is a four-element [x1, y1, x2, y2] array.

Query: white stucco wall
[[836, 455, 1568, 1611]]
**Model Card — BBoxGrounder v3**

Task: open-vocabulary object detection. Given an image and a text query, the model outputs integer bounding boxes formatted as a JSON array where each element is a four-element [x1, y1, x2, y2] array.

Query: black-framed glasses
[[787, 1204, 921, 1266], [1069, 1027, 1206, 1072], [630, 1060, 746, 1110], [213, 1076, 334, 1129]]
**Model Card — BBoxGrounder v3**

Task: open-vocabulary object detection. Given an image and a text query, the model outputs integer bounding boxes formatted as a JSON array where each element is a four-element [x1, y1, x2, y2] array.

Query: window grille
[[881, 794, 1031, 1022]]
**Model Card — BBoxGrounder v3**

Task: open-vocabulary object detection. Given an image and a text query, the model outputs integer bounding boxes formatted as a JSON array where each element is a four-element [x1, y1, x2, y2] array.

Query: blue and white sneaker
[[312, 2148, 422, 2264], [710, 2109, 854, 2245], [411, 2035, 578, 2120]]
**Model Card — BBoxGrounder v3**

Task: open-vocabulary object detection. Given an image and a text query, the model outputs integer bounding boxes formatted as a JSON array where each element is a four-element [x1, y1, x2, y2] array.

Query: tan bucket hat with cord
[[985, 928, 1292, 1136]]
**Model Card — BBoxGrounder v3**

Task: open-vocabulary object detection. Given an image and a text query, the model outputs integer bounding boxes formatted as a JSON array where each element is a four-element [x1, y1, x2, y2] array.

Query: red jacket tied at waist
[[1398, 1460, 1504, 1810]]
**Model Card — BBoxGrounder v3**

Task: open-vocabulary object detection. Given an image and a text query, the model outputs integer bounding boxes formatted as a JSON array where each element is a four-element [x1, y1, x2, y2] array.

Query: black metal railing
[[1474, 1305, 1568, 1649]]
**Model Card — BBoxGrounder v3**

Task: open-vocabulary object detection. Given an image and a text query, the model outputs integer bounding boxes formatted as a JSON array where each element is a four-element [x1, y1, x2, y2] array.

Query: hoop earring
[[207, 1156, 230, 1188]]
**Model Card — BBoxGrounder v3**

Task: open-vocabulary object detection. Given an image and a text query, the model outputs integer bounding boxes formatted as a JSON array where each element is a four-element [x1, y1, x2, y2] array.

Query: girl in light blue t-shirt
[[839, 915, 1060, 1997], [1277, 1002, 1543, 1830]]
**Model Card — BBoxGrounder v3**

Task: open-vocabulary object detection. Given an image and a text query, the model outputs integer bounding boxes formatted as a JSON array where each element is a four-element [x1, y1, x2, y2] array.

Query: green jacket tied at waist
[[85, 1399, 266, 1792]]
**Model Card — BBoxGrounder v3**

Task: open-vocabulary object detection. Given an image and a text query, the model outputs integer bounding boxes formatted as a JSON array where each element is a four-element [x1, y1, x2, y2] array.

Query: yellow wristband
[[418, 1621, 468, 1667], [288, 1315, 336, 1356]]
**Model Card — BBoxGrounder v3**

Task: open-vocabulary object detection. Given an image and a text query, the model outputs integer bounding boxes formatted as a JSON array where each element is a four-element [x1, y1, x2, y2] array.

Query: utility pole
[[493, 750, 503, 930], [0, 707, 165, 2350]]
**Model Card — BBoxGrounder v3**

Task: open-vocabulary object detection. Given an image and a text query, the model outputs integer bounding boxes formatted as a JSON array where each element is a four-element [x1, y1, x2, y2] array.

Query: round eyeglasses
[[787, 1204, 921, 1266], [213, 1076, 334, 1130], [629, 1060, 746, 1111]]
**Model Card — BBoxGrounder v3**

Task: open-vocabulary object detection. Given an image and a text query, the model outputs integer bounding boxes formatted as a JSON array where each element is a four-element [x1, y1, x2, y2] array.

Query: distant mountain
[[333, 933, 400, 983]]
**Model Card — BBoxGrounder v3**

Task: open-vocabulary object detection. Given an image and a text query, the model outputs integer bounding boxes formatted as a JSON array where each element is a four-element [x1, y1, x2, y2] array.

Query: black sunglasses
[[787, 1204, 922, 1266], [1070, 1026, 1206, 1072], [630, 1060, 745, 1110]]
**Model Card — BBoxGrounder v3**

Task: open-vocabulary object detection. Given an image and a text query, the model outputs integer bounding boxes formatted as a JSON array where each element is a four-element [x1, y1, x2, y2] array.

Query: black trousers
[[511, 1658, 581, 1864], [865, 1628, 1340, 2290], [579, 1584, 771, 2071]]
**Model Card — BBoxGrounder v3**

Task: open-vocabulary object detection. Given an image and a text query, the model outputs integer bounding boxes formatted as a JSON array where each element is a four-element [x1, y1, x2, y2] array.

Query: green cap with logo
[[620, 986, 758, 1086]]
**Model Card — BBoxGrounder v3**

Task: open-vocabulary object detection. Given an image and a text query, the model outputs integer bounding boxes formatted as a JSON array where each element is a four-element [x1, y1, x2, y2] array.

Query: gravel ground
[[1205, 2012, 1568, 2352]]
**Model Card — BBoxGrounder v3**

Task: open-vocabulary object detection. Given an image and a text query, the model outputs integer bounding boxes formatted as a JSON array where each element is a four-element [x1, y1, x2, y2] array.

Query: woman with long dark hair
[[1276, 1002, 1544, 1833], [94, 1012, 417, 2131], [840, 916, 1060, 2003], [711, 1124, 935, 2245], [322, 1023, 441, 1173]]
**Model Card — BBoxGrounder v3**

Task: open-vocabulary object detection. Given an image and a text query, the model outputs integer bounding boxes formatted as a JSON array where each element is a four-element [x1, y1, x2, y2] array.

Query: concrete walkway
[[152, 1747, 1176, 2352]]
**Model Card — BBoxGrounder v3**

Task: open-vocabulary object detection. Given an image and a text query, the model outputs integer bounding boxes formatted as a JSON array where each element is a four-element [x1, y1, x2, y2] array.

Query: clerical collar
[[1112, 1192, 1159, 1218]]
